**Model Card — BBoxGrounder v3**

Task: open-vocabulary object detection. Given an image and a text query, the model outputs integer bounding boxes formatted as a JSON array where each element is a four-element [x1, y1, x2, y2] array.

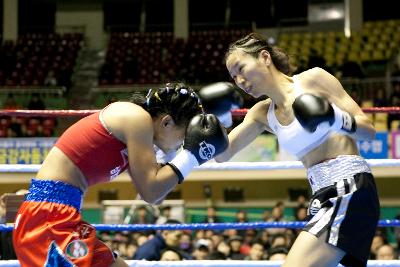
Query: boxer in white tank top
[[214, 33, 379, 267]]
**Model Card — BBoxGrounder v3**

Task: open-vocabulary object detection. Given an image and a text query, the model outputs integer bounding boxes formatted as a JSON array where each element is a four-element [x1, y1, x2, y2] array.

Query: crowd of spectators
[[0, 93, 57, 138], [0, 179, 399, 262], [92, 199, 400, 262], [0, 33, 82, 88]]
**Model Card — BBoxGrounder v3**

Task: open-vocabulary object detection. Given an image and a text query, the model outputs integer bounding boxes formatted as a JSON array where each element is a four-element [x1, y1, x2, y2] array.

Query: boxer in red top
[[13, 82, 230, 267]]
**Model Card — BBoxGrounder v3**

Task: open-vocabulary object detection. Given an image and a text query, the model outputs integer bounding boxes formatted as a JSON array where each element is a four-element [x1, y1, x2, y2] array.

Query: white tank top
[[267, 76, 332, 159]]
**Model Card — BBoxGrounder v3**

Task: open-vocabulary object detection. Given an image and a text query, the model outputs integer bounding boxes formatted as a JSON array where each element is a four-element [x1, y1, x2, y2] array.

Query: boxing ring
[[0, 108, 400, 266], [1, 216, 400, 266]]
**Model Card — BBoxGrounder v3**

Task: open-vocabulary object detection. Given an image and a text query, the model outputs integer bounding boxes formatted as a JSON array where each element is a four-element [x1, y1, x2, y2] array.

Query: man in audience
[[133, 219, 192, 260], [376, 244, 397, 260], [244, 241, 267, 260], [268, 246, 288, 261], [160, 248, 183, 261]]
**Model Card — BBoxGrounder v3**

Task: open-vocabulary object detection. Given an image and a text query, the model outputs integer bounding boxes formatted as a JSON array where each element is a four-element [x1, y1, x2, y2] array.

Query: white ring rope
[[0, 159, 399, 172], [0, 260, 400, 267]]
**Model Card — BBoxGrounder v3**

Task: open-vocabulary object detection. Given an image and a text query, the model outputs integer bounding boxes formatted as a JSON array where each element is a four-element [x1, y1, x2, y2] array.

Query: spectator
[[179, 232, 193, 254], [373, 89, 388, 107], [133, 219, 192, 260], [57, 65, 73, 89], [228, 235, 245, 260], [99, 62, 115, 84], [136, 233, 149, 247], [2, 93, 20, 109], [284, 229, 296, 248], [296, 194, 308, 207], [256, 229, 271, 251], [210, 232, 224, 249], [0, 194, 5, 224], [192, 239, 211, 260], [204, 230, 215, 240], [243, 229, 258, 246], [338, 55, 365, 93], [262, 209, 271, 221], [122, 51, 139, 82], [222, 229, 239, 241], [307, 49, 327, 71], [44, 70, 58, 86], [294, 205, 308, 221], [202, 206, 220, 223], [7, 116, 25, 137], [340, 58, 364, 79], [194, 229, 206, 241], [394, 214, 400, 250], [235, 210, 248, 223], [156, 206, 172, 225], [235, 210, 249, 238], [216, 241, 231, 259], [125, 243, 137, 259], [106, 96, 118, 105], [388, 82, 400, 130], [244, 241, 267, 260], [349, 90, 362, 106], [160, 248, 183, 261], [376, 244, 397, 260], [267, 246, 288, 261], [206, 251, 227, 260], [131, 206, 155, 224], [267, 203, 285, 235], [370, 233, 387, 259], [27, 93, 46, 110], [270, 233, 288, 249]]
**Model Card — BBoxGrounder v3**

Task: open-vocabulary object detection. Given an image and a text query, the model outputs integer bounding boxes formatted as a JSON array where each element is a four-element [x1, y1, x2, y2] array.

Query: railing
[[0, 86, 66, 96]]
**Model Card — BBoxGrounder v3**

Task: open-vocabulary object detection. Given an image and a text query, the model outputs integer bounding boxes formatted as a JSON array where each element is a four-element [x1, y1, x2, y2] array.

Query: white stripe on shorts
[[308, 205, 336, 236], [328, 193, 353, 246]]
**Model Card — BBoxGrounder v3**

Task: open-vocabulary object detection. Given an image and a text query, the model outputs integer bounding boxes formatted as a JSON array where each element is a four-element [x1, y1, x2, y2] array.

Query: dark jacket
[[133, 233, 193, 260], [133, 234, 166, 260]]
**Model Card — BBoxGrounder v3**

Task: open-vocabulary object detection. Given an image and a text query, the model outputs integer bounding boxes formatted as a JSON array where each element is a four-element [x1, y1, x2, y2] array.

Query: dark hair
[[160, 248, 183, 260], [130, 82, 203, 128], [225, 33, 295, 76], [206, 251, 227, 260], [164, 219, 182, 224], [267, 246, 288, 259]]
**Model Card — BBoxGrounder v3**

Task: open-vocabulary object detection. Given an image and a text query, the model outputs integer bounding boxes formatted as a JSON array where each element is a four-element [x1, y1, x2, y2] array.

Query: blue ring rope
[[2, 220, 400, 232]]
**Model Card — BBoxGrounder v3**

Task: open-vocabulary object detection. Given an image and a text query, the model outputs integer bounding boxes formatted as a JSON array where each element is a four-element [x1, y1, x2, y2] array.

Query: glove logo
[[342, 112, 353, 132], [308, 199, 321, 216], [198, 141, 216, 160]]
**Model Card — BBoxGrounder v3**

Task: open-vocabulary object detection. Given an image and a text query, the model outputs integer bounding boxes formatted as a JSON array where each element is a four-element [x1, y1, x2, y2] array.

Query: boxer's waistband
[[26, 179, 83, 211], [307, 155, 371, 194]]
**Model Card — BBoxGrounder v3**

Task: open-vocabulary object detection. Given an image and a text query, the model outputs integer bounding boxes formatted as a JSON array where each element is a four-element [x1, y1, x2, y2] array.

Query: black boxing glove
[[198, 82, 243, 128], [292, 94, 356, 134], [167, 114, 228, 184]]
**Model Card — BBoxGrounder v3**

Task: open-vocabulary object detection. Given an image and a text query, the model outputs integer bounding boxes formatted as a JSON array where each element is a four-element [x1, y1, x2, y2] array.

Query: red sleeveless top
[[55, 111, 129, 186]]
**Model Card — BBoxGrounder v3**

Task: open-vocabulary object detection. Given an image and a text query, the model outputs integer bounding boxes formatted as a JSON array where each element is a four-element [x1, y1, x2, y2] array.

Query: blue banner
[[0, 138, 57, 164], [357, 132, 388, 159]]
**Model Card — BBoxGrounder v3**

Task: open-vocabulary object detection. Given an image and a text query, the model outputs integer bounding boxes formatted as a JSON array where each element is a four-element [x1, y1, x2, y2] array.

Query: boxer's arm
[[307, 67, 375, 140], [215, 101, 268, 162], [122, 112, 181, 205]]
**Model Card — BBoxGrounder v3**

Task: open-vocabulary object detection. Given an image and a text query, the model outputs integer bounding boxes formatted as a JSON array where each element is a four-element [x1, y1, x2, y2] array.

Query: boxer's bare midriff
[[300, 133, 360, 169], [36, 147, 88, 192]]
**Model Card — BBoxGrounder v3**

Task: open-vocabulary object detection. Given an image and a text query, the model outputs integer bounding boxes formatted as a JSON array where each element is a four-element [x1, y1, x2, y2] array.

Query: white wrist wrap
[[331, 103, 356, 134], [154, 145, 177, 164], [169, 149, 199, 178], [331, 103, 345, 129], [218, 111, 233, 128]]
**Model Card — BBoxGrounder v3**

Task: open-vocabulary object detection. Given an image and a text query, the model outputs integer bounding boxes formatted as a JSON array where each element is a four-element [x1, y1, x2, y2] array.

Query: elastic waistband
[[26, 179, 83, 211], [307, 155, 371, 194]]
